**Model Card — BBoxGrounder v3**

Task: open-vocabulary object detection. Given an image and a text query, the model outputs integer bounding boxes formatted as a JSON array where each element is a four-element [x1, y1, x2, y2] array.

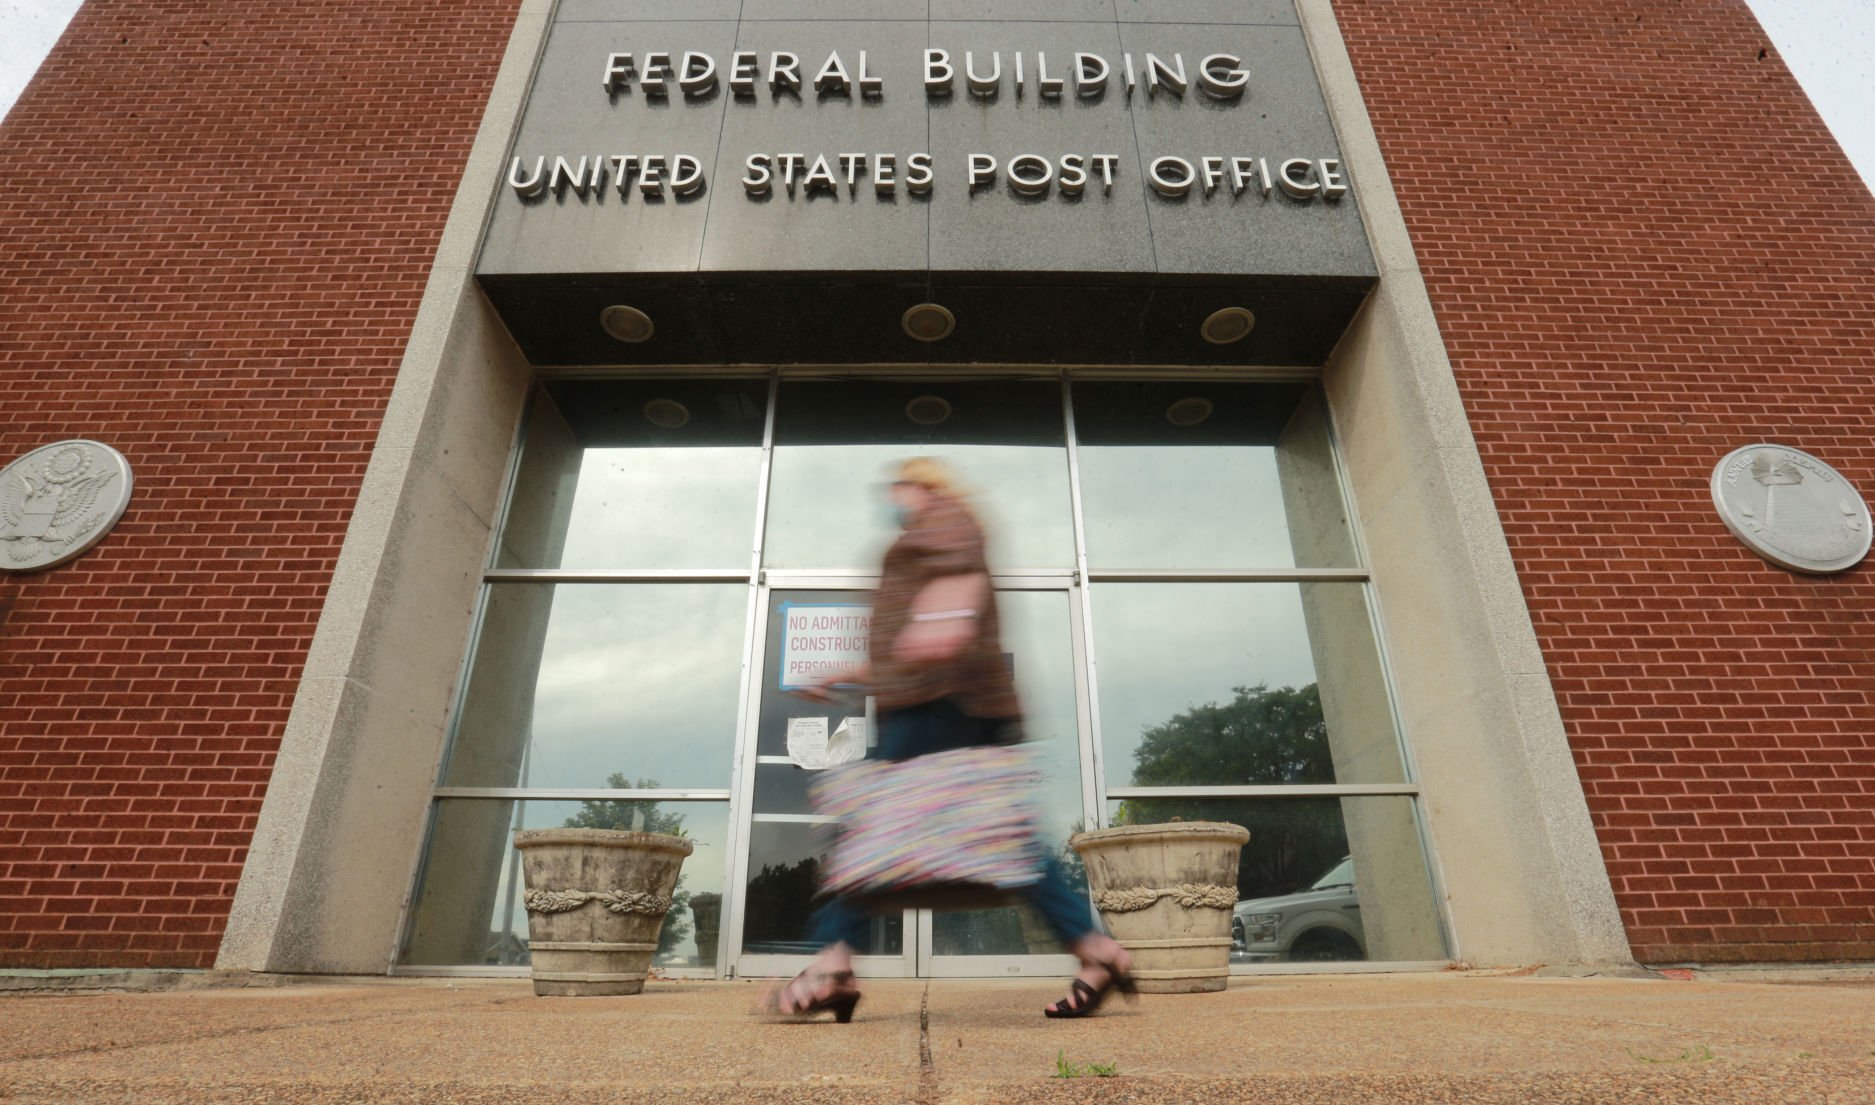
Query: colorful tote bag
[[808, 743, 1047, 910]]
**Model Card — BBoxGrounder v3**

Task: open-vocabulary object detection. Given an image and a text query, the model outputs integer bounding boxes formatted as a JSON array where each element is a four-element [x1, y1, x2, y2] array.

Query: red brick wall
[[1334, 0, 1875, 962], [0, 0, 519, 968], [4, 0, 1867, 973]]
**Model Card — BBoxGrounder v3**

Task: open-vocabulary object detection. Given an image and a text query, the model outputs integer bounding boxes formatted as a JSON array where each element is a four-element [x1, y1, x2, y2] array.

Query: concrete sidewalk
[[1, 970, 1871, 1104]]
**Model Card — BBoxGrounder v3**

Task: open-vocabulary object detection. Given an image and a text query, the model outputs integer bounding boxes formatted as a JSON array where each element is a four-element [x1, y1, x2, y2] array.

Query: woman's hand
[[787, 665, 870, 703]]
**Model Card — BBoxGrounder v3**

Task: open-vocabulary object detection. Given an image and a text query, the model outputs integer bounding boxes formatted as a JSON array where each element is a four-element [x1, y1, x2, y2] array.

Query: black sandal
[[773, 969, 862, 1023], [1042, 965, 1137, 1019]]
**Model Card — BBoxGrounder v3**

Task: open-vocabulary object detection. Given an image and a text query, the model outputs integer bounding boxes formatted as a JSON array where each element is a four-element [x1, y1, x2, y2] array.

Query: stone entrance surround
[[216, 0, 1631, 975]]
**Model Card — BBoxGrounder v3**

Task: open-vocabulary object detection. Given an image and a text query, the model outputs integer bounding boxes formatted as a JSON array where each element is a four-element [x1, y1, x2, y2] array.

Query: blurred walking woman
[[778, 457, 1135, 1021]]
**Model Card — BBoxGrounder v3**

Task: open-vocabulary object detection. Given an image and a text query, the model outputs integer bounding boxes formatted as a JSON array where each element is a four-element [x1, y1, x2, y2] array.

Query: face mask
[[879, 501, 912, 529]]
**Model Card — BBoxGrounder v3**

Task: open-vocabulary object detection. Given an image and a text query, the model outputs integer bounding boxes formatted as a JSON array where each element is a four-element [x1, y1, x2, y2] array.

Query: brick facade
[[0, 0, 519, 968], [1333, 0, 1875, 962], [2, 0, 1869, 970]]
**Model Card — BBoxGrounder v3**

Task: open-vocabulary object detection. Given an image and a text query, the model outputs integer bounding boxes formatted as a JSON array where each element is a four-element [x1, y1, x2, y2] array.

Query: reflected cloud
[[1080, 444, 1297, 569], [767, 446, 1074, 570], [1093, 583, 1321, 786], [549, 447, 760, 569], [463, 584, 747, 790]]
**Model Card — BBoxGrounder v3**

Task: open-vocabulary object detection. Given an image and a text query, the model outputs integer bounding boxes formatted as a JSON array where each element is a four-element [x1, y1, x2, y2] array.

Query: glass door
[[726, 579, 1091, 979], [729, 583, 912, 979]]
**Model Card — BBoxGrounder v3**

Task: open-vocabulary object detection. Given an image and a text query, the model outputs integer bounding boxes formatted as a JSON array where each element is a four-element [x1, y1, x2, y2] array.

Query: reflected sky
[[764, 446, 1074, 570], [1071, 380, 1355, 570], [528, 584, 744, 789], [1091, 583, 1321, 787], [1079, 444, 1300, 569], [449, 584, 747, 790], [996, 590, 1085, 843], [550, 446, 761, 569]]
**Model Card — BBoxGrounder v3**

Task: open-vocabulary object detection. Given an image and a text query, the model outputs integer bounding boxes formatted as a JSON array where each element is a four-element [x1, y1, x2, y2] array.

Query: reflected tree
[[1132, 683, 1333, 786], [743, 856, 821, 951], [1056, 821, 1090, 897], [563, 774, 693, 959], [1116, 684, 1348, 898]]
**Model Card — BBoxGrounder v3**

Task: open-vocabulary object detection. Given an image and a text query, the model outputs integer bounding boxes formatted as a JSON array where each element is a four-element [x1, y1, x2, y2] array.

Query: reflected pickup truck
[[1231, 855, 1366, 963]]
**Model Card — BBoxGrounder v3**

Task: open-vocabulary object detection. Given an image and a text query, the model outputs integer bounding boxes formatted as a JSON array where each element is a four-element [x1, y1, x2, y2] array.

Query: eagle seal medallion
[[0, 440, 135, 572], [1711, 444, 1870, 574]]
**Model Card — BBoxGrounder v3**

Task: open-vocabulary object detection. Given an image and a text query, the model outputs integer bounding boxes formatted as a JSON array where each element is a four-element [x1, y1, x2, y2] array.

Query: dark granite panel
[[926, 22, 1153, 275], [478, 21, 736, 276], [480, 272, 1371, 366], [712, 281, 935, 364], [1113, 0, 1299, 24], [1120, 23, 1375, 279], [1137, 284, 1369, 365], [740, 0, 928, 20], [924, 282, 1149, 364], [478, 276, 723, 365], [544, 377, 771, 448], [556, 0, 744, 21], [931, 0, 1116, 21], [700, 21, 931, 275]]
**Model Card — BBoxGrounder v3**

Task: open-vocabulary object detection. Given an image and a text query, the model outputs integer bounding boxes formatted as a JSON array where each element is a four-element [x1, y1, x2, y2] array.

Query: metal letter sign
[[507, 45, 1350, 206], [1711, 444, 1871, 574], [0, 440, 135, 572], [473, 4, 1382, 366]]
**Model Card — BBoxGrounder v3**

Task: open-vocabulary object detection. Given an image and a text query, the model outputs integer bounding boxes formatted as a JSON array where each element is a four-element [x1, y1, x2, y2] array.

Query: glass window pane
[[931, 588, 1090, 958], [743, 820, 903, 956], [744, 588, 1087, 958], [764, 380, 1073, 569], [929, 822, 1088, 958], [401, 798, 729, 970], [1074, 382, 1357, 569], [1092, 582, 1405, 787], [442, 583, 747, 790], [1102, 796, 1445, 963], [497, 379, 766, 570]]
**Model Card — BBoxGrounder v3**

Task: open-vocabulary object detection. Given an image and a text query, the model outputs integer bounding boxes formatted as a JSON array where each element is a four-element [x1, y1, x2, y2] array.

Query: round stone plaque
[[1711, 444, 1871, 574], [0, 440, 135, 573]]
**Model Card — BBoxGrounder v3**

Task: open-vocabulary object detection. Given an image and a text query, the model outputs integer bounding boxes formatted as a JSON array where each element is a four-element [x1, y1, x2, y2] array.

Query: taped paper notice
[[826, 716, 868, 767], [786, 716, 831, 769], [778, 603, 872, 690]]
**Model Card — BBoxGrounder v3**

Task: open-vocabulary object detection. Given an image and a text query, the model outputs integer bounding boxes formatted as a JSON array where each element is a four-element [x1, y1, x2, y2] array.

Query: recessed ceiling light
[[902, 303, 956, 342], [1200, 306, 1255, 345], [905, 395, 953, 425], [601, 304, 655, 343], [642, 398, 690, 428], [1166, 397, 1215, 427]]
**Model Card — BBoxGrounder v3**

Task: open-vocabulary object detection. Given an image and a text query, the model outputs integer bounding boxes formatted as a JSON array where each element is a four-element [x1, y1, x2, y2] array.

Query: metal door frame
[[723, 570, 1097, 980]]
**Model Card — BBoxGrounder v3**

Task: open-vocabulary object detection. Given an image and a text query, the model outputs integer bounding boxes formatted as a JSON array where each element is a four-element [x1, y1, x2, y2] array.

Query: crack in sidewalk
[[915, 981, 939, 1105]]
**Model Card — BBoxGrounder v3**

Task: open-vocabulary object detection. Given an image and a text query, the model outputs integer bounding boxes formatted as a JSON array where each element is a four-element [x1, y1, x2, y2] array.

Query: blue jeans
[[806, 698, 1098, 950]]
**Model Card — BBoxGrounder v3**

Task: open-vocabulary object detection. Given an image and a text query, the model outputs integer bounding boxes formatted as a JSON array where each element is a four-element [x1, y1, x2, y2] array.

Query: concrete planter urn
[[689, 892, 722, 970], [1071, 821, 1250, 994], [514, 828, 693, 997]]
